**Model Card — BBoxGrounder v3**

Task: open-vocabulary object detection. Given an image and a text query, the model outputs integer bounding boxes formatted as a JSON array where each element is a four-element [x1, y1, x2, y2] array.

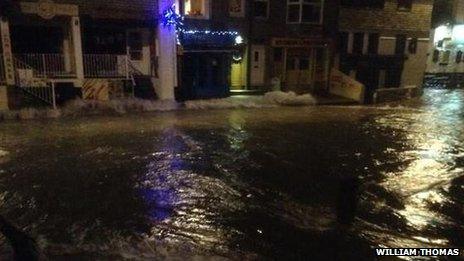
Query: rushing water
[[0, 89, 463, 260]]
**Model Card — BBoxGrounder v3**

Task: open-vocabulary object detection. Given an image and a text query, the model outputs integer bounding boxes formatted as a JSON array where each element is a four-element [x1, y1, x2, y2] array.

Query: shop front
[[271, 37, 331, 95], [178, 30, 245, 100]]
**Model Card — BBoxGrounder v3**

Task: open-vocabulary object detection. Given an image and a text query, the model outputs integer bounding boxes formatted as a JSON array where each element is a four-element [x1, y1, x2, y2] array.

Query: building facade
[[0, 0, 177, 110], [425, 0, 464, 88], [0, 0, 342, 109], [176, 0, 338, 100], [336, 0, 433, 102]]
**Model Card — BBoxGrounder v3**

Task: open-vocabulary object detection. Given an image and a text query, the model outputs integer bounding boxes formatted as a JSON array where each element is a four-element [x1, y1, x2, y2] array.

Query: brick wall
[[339, 0, 433, 37]]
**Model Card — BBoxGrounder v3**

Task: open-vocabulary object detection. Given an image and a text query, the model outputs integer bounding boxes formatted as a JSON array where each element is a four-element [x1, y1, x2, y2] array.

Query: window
[[341, 0, 384, 8], [230, 0, 245, 17], [432, 49, 439, 63], [287, 0, 324, 24], [253, 0, 269, 19], [352, 32, 364, 54], [183, 0, 209, 18], [397, 0, 412, 11], [408, 37, 417, 54], [395, 34, 406, 55], [457, 50, 463, 63], [368, 33, 379, 54]]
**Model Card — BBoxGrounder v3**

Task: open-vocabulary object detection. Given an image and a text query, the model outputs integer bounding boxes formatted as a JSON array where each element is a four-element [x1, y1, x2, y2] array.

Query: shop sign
[[271, 38, 328, 47], [20, 0, 78, 19]]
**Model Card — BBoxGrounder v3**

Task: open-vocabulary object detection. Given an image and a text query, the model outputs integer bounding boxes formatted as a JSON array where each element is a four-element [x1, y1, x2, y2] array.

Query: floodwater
[[0, 89, 463, 260]]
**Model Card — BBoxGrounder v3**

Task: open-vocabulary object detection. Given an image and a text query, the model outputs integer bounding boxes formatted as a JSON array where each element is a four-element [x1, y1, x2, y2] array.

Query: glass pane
[[301, 4, 321, 23], [287, 5, 300, 22]]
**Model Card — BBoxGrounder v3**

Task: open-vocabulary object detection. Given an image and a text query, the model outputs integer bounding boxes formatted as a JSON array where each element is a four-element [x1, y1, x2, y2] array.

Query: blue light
[[161, 4, 184, 28]]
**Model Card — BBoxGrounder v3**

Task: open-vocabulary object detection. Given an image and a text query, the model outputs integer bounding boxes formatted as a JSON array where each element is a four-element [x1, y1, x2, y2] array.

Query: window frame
[[286, 0, 324, 25], [397, 0, 412, 11], [182, 0, 210, 19], [253, 0, 270, 19], [229, 0, 246, 17]]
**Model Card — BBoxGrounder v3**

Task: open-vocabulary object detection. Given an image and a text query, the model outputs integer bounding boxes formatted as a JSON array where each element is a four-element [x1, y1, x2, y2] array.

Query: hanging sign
[[1, 19, 15, 85], [20, 0, 78, 19]]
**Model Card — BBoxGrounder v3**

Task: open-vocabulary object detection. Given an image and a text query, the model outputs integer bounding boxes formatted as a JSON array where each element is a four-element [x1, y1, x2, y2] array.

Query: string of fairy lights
[[161, 4, 243, 45]]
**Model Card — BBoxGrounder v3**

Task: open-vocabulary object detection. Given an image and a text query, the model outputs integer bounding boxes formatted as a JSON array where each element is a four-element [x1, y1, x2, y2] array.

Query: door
[[250, 45, 266, 86], [285, 48, 313, 93]]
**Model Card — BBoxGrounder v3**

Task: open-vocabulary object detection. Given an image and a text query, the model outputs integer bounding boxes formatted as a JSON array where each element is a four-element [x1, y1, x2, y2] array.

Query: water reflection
[[0, 90, 463, 258]]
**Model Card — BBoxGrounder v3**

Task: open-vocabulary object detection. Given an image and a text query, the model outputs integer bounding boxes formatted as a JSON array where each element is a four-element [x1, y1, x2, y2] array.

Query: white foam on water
[[63, 98, 180, 116], [186, 91, 316, 109], [264, 91, 316, 106], [0, 92, 316, 121]]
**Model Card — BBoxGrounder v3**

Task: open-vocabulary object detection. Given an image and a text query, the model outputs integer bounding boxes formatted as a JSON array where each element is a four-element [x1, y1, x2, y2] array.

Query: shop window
[[395, 34, 406, 55], [253, 0, 269, 19], [273, 48, 283, 62], [287, 0, 324, 24], [230, 0, 245, 17], [408, 37, 417, 54], [352, 32, 364, 54], [397, 0, 412, 11], [368, 33, 379, 54], [183, 0, 209, 18]]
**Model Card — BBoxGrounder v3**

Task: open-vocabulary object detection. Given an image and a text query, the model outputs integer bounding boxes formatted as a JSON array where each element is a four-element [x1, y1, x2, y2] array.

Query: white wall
[[402, 38, 429, 87]]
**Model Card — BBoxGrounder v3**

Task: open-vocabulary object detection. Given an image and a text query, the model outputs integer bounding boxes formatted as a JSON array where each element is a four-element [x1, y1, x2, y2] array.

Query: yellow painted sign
[[20, 0, 78, 19]]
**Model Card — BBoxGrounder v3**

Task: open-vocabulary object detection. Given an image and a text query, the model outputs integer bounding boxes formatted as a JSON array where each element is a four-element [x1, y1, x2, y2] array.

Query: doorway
[[250, 45, 266, 86], [285, 48, 313, 93], [181, 51, 231, 100]]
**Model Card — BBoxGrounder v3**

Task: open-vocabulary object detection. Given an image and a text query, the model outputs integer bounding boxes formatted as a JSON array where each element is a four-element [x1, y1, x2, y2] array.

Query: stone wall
[[339, 0, 433, 37]]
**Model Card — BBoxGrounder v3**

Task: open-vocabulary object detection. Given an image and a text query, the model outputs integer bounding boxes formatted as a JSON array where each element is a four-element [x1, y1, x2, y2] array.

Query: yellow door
[[231, 62, 243, 90]]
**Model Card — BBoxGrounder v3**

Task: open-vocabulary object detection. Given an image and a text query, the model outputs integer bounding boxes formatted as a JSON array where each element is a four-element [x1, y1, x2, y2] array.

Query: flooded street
[[0, 89, 463, 260]]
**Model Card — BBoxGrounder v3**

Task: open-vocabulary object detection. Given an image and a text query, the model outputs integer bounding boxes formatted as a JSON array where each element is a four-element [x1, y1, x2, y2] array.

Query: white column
[[1, 18, 15, 86], [71, 16, 84, 86], [156, 0, 177, 100], [0, 17, 13, 110], [63, 25, 72, 73]]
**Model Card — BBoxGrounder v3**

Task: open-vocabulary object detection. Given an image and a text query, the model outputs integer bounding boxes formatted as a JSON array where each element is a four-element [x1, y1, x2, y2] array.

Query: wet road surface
[[0, 89, 463, 260]]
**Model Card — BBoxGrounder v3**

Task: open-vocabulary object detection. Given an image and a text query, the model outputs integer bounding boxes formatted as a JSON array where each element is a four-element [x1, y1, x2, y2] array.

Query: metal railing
[[83, 54, 130, 78], [13, 57, 56, 108], [0, 54, 5, 84], [14, 53, 74, 78]]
